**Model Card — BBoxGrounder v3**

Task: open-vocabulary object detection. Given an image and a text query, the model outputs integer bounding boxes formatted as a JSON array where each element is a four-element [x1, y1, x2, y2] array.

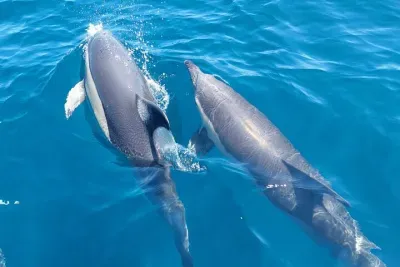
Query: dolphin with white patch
[[184, 60, 385, 267], [64, 30, 193, 267]]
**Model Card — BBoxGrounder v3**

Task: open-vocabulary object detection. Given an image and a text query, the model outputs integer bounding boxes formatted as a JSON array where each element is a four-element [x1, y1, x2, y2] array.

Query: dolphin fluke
[[354, 251, 386, 267], [170, 208, 194, 267], [161, 168, 193, 267], [312, 194, 386, 267], [179, 249, 194, 267]]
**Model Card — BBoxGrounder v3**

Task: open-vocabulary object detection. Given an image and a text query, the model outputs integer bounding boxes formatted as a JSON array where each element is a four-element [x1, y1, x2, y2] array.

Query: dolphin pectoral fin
[[65, 80, 86, 119], [136, 95, 170, 133], [188, 127, 215, 156], [282, 160, 351, 208]]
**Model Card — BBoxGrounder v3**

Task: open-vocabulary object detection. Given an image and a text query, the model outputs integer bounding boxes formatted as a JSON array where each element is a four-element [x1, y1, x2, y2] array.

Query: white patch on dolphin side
[[195, 96, 233, 159], [84, 48, 111, 141], [64, 80, 85, 119]]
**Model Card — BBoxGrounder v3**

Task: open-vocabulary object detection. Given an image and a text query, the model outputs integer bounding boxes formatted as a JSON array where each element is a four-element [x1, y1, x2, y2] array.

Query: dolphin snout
[[184, 60, 200, 87], [184, 60, 194, 68], [184, 60, 200, 72]]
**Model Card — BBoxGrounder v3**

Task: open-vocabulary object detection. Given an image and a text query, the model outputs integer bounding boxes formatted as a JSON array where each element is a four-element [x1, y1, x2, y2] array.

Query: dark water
[[0, 0, 399, 266]]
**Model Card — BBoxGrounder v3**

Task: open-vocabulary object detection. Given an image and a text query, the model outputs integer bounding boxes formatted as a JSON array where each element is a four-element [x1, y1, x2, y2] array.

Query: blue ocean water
[[1, 0, 400, 266]]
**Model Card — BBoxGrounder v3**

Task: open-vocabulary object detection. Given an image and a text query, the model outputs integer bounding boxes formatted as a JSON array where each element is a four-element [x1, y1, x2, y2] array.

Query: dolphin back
[[185, 60, 347, 204], [86, 31, 167, 166]]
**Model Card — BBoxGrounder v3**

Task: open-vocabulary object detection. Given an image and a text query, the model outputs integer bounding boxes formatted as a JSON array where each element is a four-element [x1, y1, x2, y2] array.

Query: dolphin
[[184, 60, 385, 267], [63, 30, 193, 267]]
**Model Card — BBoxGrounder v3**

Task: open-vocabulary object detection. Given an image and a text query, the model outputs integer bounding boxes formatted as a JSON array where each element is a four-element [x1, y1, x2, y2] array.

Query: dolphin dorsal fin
[[136, 95, 170, 134], [282, 160, 351, 208]]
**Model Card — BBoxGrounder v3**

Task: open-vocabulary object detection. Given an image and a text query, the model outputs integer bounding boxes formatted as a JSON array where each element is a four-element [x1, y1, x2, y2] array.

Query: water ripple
[[1, 0, 399, 266]]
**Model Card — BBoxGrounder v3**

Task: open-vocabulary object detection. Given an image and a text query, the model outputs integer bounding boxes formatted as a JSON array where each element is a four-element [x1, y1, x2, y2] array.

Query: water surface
[[0, 0, 399, 266]]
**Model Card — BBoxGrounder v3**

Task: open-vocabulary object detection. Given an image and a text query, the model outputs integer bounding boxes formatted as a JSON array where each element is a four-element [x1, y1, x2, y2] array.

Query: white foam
[[0, 199, 20, 206], [140, 49, 170, 111], [176, 143, 207, 173], [81, 23, 104, 57], [355, 235, 364, 253], [86, 23, 103, 38], [145, 75, 170, 112], [0, 248, 5, 267], [153, 127, 205, 173]]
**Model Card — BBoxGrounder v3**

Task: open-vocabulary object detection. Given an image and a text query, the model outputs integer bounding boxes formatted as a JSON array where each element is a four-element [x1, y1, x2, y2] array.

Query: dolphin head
[[184, 60, 200, 88]]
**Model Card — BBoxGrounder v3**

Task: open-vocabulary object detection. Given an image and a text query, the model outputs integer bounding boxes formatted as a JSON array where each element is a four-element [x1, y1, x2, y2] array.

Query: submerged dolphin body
[[184, 60, 385, 267], [64, 30, 193, 267]]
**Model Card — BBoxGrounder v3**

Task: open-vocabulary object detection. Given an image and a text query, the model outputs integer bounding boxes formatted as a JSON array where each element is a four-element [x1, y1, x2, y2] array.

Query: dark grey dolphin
[[64, 30, 193, 267], [184, 60, 385, 267]]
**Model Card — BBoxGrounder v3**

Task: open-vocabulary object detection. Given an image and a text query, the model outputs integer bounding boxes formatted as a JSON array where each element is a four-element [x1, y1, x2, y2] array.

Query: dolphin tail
[[282, 160, 351, 208], [161, 167, 193, 267], [350, 250, 387, 267], [311, 193, 385, 267], [137, 167, 193, 267]]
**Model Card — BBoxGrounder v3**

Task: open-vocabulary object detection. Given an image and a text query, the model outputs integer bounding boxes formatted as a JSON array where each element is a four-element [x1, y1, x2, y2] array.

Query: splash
[[145, 75, 170, 112], [86, 23, 104, 38], [159, 140, 214, 173], [175, 143, 206, 173], [0, 200, 20, 205], [129, 18, 170, 111], [80, 23, 104, 55], [153, 127, 205, 173]]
